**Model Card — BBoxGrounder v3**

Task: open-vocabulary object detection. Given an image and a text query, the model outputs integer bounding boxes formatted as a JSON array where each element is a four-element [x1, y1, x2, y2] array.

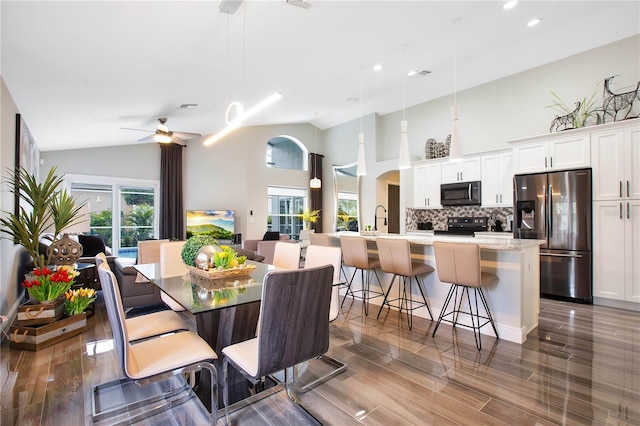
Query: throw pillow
[[78, 234, 107, 257], [262, 231, 280, 241]]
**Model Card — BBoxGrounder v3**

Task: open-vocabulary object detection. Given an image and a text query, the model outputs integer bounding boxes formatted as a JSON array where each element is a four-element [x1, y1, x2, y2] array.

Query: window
[[67, 175, 159, 258], [265, 136, 308, 171], [267, 186, 306, 240], [337, 192, 358, 231]]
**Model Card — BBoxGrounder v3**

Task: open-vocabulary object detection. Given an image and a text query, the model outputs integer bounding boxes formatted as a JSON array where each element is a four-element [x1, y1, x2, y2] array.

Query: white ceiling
[[2, 1, 639, 152]]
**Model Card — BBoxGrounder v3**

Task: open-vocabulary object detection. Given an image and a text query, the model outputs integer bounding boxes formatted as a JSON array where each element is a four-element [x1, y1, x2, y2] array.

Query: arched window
[[266, 135, 308, 171]]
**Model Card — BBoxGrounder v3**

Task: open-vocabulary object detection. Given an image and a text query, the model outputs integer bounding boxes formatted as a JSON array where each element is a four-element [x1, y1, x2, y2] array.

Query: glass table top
[[134, 261, 276, 314]]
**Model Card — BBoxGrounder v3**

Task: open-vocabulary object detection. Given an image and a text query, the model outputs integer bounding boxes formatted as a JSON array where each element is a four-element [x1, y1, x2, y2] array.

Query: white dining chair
[[272, 241, 301, 269]]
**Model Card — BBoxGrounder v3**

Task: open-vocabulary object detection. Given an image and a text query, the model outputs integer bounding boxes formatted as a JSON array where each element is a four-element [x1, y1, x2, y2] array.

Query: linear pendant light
[[399, 45, 411, 169], [449, 19, 463, 162], [356, 71, 367, 176]]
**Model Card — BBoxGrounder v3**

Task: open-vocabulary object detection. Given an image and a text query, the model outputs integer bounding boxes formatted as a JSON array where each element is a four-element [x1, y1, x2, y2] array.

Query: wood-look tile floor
[[1, 295, 639, 425]]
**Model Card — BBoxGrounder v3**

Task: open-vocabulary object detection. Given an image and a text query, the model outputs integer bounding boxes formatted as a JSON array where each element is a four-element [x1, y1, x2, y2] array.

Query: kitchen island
[[328, 232, 544, 344]]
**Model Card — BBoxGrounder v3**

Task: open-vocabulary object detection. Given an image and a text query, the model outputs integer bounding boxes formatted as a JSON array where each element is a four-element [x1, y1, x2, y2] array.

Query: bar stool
[[339, 235, 384, 315], [432, 241, 499, 350], [376, 238, 433, 330]]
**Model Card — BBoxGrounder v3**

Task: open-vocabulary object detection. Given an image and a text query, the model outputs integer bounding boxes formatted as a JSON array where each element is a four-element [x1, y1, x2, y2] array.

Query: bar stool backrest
[[340, 235, 372, 269], [272, 241, 301, 269], [375, 238, 413, 276], [433, 241, 482, 287], [309, 233, 331, 246]]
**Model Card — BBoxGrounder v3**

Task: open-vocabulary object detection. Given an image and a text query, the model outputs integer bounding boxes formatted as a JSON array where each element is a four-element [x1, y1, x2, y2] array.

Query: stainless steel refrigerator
[[514, 168, 592, 303]]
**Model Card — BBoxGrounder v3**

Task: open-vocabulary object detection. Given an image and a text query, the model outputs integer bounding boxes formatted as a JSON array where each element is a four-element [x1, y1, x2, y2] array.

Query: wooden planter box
[[9, 313, 87, 351], [17, 295, 65, 327]]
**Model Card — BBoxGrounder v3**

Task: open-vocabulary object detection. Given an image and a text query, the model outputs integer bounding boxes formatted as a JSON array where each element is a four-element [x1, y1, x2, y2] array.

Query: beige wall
[[0, 78, 26, 324]]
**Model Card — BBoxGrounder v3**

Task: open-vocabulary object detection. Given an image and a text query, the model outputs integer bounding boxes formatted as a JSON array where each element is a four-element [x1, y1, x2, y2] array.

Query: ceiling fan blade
[[120, 127, 153, 133], [138, 134, 155, 142]]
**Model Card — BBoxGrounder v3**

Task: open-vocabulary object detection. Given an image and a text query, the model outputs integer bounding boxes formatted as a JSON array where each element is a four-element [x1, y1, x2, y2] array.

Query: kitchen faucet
[[374, 205, 387, 231]]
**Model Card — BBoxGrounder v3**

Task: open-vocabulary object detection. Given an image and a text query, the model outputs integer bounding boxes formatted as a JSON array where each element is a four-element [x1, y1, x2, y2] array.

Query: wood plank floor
[[1, 295, 639, 425]]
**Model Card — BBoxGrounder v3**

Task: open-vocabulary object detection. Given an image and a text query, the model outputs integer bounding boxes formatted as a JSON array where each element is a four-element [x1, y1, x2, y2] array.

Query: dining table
[[134, 260, 277, 412]]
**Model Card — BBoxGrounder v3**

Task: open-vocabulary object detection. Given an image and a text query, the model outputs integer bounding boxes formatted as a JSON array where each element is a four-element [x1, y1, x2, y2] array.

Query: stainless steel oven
[[440, 181, 481, 206]]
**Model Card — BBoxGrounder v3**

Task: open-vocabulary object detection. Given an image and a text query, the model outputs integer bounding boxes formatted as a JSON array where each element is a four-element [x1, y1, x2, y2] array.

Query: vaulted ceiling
[[2, 1, 639, 151]]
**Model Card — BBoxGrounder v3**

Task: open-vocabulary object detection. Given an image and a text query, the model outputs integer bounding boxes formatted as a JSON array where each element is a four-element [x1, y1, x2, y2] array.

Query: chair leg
[[432, 285, 456, 338], [414, 276, 433, 320], [477, 287, 499, 338], [223, 358, 230, 426], [341, 268, 357, 308], [376, 274, 398, 319]]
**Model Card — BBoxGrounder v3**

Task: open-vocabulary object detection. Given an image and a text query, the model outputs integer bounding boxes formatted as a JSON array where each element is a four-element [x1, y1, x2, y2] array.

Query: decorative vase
[[50, 233, 83, 265]]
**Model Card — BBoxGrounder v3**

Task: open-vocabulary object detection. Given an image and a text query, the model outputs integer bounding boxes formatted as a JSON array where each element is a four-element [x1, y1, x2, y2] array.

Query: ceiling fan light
[[154, 132, 173, 143]]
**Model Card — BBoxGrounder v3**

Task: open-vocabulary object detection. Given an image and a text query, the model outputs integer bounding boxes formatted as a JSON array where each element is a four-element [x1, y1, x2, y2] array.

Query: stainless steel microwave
[[440, 181, 481, 206]]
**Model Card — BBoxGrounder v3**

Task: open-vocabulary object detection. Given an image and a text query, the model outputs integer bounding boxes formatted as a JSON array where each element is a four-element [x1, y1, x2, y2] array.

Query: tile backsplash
[[406, 206, 514, 231]]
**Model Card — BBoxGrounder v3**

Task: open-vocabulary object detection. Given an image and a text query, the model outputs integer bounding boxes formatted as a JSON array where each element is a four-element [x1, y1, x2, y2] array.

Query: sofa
[[114, 257, 163, 309], [242, 233, 296, 265]]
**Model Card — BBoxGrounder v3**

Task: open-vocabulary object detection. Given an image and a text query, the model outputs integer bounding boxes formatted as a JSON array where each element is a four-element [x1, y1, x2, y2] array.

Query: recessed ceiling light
[[178, 104, 198, 109], [346, 97, 360, 103], [527, 18, 542, 27], [372, 64, 383, 71], [503, 1, 517, 10], [407, 70, 417, 77]]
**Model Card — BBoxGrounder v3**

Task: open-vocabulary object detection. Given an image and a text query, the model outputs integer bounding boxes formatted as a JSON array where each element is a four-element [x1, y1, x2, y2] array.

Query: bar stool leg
[[414, 276, 433, 320], [341, 268, 358, 308], [432, 284, 456, 337], [376, 274, 397, 319], [477, 288, 499, 338]]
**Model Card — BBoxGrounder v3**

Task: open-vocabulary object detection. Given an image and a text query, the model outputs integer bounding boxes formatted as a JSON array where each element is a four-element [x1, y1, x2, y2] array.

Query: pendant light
[[356, 71, 367, 176], [449, 19, 463, 162], [310, 127, 321, 188], [399, 45, 411, 170]]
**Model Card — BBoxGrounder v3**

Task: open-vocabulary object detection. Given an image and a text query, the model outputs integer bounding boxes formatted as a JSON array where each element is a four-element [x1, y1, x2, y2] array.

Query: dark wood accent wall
[[309, 153, 324, 233]]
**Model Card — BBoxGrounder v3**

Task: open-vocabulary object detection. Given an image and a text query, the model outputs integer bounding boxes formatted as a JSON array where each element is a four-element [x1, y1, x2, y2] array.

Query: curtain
[[160, 143, 184, 239], [309, 153, 323, 233]]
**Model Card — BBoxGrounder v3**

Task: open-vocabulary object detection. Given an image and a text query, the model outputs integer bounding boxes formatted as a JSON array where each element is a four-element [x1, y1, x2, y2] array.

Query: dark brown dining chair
[[221, 265, 334, 424]]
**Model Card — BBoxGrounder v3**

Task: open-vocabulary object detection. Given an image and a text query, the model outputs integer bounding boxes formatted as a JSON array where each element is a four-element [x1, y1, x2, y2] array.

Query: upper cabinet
[[440, 156, 481, 184], [413, 160, 441, 209], [591, 124, 640, 201], [511, 134, 590, 174], [481, 150, 513, 207]]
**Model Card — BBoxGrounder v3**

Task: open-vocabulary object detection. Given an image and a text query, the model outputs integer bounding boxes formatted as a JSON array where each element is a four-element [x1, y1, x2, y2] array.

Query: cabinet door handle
[[545, 157, 548, 168], [500, 194, 503, 203], [620, 181, 623, 198], [627, 180, 631, 198], [628, 202, 630, 220], [620, 202, 623, 219], [427, 198, 430, 206], [496, 194, 498, 203], [460, 172, 463, 181], [550, 156, 553, 168]]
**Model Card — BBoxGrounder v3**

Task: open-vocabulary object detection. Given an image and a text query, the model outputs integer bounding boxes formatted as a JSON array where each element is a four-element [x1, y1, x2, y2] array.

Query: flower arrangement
[[181, 234, 218, 267], [213, 245, 247, 270], [64, 287, 97, 316], [300, 209, 320, 229], [22, 265, 79, 302]]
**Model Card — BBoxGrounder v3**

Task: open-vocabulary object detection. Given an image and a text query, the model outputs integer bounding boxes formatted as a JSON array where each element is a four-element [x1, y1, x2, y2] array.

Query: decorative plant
[[213, 245, 247, 270], [180, 234, 218, 266], [22, 265, 79, 302], [64, 287, 97, 315], [299, 209, 320, 228], [0, 167, 86, 270], [547, 90, 600, 129]]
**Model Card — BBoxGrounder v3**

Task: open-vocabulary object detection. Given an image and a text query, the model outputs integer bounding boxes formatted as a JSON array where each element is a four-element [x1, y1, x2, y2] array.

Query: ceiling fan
[[121, 118, 201, 144]]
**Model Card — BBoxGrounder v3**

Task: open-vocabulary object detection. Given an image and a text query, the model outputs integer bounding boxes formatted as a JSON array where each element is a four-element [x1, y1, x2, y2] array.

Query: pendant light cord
[[402, 45, 407, 120], [360, 71, 363, 132], [452, 19, 458, 108]]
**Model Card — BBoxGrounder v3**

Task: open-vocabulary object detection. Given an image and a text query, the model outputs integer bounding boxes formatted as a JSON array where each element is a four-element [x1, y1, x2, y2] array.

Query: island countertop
[[328, 231, 545, 251]]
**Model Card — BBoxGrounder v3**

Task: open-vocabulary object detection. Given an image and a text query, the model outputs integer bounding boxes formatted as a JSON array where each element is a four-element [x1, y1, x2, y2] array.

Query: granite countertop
[[329, 231, 544, 251]]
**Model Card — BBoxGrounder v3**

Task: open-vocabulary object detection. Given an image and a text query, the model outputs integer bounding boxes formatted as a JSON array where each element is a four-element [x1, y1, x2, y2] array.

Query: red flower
[[22, 279, 31, 288]]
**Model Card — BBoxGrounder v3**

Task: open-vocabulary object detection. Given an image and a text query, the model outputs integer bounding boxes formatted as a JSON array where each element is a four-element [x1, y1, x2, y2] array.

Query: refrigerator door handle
[[548, 184, 553, 238], [540, 252, 583, 259]]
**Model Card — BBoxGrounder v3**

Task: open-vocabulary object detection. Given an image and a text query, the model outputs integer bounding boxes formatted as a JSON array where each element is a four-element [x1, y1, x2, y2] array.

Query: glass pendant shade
[[310, 177, 321, 188], [356, 132, 367, 176], [449, 106, 463, 162], [399, 120, 410, 169]]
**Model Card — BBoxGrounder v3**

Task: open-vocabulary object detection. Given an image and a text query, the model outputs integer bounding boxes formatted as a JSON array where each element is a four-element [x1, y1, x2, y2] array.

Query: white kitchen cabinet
[[481, 151, 513, 207], [591, 125, 640, 201], [593, 199, 640, 303], [441, 156, 481, 183], [511, 134, 590, 174], [413, 160, 441, 209]]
